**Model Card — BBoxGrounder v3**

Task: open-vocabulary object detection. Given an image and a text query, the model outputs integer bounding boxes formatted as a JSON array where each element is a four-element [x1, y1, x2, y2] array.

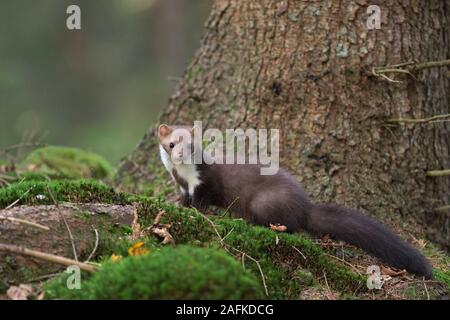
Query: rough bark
[[116, 0, 450, 249]]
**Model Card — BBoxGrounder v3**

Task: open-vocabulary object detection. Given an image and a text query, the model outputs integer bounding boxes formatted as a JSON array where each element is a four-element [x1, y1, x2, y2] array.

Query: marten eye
[[169, 142, 175, 149]]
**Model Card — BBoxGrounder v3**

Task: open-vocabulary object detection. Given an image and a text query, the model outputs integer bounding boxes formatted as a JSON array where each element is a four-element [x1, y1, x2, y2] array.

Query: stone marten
[[158, 124, 433, 279]]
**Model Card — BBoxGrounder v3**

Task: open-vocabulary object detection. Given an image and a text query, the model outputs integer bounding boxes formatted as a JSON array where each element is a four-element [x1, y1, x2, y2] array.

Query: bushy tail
[[307, 204, 433, 279]]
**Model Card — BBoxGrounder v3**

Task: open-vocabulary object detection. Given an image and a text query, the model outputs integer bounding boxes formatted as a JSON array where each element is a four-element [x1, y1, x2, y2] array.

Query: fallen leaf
[[380, 265, 406, 277], [269, 223, 287, 232], [153, 210, 166, 226], [7, 284, 33, 300], [110, 254, 123, 262], [128, 242, 150, 256], [153, 227, 175, 245]]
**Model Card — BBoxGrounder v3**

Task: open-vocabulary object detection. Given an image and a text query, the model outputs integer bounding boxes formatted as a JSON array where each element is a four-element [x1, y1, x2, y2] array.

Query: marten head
[[158, 124, 198, 165]]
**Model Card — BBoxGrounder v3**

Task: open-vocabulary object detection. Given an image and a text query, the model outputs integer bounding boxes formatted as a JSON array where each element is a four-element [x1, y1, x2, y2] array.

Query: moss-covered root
[[0, 179, 365, 298], [45, 245, 264, 300], [19, 146, 114, 179], [0, 203, 136, 290], [0, 180, 127, 209]]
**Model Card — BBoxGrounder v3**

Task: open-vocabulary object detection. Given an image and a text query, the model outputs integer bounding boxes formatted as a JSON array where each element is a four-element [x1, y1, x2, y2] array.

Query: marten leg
[[191, 189, 210, 213], [180, 191, 191, 207]]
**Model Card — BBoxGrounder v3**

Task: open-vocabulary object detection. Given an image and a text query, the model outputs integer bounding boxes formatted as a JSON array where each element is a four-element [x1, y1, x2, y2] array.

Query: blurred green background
[[0, 0, 210, 164]]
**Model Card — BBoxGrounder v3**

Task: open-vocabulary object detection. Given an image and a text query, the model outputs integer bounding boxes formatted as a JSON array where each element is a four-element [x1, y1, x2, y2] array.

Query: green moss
[[0, 254, 58, 287], [434, 270, 450, 291], [0, 179, 127, 209], [45, 246, 264, 300], [423, 242, 450, 291], [404, 285, 418, 299], [19, 146, 114, 179], [1, 179, 366, 299], [134, 197, 365, 298]]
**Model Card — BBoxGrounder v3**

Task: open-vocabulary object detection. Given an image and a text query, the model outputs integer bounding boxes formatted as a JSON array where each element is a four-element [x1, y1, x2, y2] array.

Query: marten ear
[[158, 124, 172, 139]]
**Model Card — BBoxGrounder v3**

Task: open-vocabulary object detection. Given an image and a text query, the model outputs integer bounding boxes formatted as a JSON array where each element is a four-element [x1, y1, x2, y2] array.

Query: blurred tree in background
[[0, 0, 210, 164]]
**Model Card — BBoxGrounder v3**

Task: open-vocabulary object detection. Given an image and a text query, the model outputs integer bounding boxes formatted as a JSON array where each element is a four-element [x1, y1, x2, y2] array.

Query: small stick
[[409, 59, 450, 72], [30, 272, 61, 282], [0, 216, 50, 231], [435, 205, 450, 213], [423, 278, 430, 300], [0, 243, 98, 273], [5, 188, 32, 210], [47, 186, 79, 262], [85, 227, 99, 262], [222, 228, 235, 242], [193, 209, 224, 245], [388, 114, 450, 124], [292, 246, 307, 260], [220, 197, 239, 217], [232, 247, 269, 297], [426, 169, 450, 177], [372, 59, 450, 81], [323, 271, 332, 298], [325, 252, 363, 276], [0, 142, 45, 156]]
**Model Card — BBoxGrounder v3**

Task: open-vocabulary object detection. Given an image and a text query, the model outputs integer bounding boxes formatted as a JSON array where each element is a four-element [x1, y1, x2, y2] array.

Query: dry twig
[[85, 227, 99, 262], [46, 186, 79, 262], [325, 252, 363, 276], [5, 187, 32, 210], [372, 59, 450, 82], [426, 169, 450, 177], [292, 246, 307, 260], [0, 216, 50, 231], [388, 114, 450, 124], [0, 243, 98, 273]]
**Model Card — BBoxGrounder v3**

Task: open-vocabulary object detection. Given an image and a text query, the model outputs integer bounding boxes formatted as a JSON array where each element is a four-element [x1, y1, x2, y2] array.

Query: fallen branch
[[426, 169, 450, 177], [0, 216, 50, 231], [0, 243, 98, 273]]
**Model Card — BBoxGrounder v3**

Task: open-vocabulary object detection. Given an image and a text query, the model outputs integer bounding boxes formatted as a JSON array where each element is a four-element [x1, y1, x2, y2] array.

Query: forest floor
[[0, 146, 448, 300]]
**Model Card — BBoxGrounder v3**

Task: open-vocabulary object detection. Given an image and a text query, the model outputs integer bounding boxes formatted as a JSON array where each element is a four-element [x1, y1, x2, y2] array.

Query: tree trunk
[[115, 0, 450, 249]]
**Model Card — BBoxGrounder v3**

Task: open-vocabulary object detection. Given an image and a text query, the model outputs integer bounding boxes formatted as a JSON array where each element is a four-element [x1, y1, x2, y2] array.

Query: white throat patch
[[159, 144, 201, 196]]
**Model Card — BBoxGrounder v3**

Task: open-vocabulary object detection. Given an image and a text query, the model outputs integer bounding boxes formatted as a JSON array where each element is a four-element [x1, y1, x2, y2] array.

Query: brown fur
[[158, 124, 433, 279]]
